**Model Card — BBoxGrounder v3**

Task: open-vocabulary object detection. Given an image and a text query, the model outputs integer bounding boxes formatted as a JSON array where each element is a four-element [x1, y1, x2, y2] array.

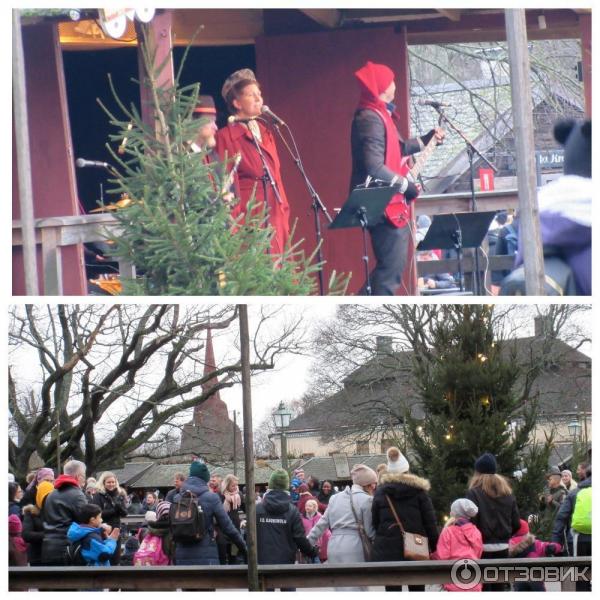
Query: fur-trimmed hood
[[509, 533, 536, 557], [379, 471, 431, 491], [22, 503, 40, 516]]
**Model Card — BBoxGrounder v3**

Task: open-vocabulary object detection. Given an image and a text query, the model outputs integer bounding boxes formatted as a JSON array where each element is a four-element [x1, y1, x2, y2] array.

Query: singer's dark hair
[[225, 79, 261, 115]]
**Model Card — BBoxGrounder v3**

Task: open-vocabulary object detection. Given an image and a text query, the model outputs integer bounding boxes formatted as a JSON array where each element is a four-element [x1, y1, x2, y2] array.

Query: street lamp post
[[568, 417, 582, 439], [272, 401, 292, 473]]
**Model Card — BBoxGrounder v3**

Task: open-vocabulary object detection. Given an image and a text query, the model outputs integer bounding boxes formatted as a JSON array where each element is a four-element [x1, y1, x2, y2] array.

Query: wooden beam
[[12, 9, 39, 294], [579, 13, 591, 116], [437, 9, 461, 22], [300, 9, 341, 28], [505, 9, 545, 295]]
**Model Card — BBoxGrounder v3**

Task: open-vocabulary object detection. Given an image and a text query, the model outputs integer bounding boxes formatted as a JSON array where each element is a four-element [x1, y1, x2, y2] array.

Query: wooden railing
[[9, 557, 590, 591], [12, 190, 519, 295], [12, 213, 132, 296]]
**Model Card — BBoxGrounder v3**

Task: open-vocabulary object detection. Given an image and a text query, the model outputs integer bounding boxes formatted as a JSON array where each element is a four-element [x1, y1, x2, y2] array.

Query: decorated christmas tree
[[404, 305, 551, 522], [98, 25, 347, 295]]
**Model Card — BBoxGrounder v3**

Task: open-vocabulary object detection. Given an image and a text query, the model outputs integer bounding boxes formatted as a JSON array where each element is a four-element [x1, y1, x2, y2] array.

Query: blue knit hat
[[474, 453, 497, 474], [190, 461, 210, 482]]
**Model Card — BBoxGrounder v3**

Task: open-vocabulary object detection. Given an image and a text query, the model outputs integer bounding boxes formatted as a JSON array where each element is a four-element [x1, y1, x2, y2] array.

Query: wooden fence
[[9, 556, 590, 591], [12, 189, 519, 295]]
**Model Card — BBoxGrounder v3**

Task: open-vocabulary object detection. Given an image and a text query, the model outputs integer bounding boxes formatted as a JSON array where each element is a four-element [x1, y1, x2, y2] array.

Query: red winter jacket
[[432, 519, 483, 591]]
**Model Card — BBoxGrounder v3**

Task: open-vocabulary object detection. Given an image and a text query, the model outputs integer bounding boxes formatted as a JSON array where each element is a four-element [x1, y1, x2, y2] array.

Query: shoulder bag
[[349, 490, 373, 561], [385, 494, 430, 561]]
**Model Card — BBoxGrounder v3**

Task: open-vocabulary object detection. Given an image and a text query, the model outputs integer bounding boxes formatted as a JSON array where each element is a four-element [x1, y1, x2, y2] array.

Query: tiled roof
[[297, 454, 387, 483], [288, 336, 590, 431], [108, 462, 154, 486], [410, 79, 584, 193], [112, 458, 304, 488]]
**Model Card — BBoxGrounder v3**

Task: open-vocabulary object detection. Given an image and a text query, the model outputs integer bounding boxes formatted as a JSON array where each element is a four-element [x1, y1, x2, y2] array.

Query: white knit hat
[[387, 447, 410, 474], [450, 498, 478, 519]]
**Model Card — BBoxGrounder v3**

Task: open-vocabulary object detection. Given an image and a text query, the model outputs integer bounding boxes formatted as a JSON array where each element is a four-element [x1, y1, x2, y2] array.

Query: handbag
[[349, 490, 373, 561], [385, 494, 430, 561]]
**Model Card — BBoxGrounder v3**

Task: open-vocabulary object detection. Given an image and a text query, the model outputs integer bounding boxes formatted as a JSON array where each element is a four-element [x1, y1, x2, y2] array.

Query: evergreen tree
[[98, 25, 347, 295], [404, 305, 551, 521]]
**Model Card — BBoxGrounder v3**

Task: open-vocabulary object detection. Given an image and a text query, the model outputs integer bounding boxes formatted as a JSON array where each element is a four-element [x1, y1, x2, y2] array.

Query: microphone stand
[[432, 106, 499, 296], [271, 121, 332, 296], [246, 119, 283, 249]]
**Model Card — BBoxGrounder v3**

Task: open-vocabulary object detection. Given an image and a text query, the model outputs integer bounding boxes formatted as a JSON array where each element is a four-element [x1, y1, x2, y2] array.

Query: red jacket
[[300, 511, 330, 561], [432, 519, 483, 591], [216, 121, 290, 255]]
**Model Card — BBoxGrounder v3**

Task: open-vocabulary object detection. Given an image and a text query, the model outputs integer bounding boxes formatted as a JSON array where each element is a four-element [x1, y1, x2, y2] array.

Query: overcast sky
[[213, 302, 591, 428], [218, 302, 337, 426], [8, 302, 591, 448]]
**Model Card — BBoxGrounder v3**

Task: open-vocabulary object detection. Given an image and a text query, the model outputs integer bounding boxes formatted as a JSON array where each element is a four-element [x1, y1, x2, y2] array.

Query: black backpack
[[169, 490, 206, 543], [66, 538, 87, 566]]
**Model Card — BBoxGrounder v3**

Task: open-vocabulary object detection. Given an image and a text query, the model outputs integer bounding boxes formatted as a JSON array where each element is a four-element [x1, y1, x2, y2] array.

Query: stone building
[[272, 317, 591, 467]]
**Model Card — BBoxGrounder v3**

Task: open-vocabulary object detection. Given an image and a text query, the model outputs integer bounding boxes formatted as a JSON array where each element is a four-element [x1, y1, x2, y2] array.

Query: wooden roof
[[31, 8, 588, 51]]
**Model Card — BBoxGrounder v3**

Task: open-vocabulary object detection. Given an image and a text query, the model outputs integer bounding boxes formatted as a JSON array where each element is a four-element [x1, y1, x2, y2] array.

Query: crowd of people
[[9, 452, 591, 591]]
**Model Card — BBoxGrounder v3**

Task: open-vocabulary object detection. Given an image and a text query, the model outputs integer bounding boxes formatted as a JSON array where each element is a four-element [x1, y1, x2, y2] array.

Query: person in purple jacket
[[514, 118, 591, 295]]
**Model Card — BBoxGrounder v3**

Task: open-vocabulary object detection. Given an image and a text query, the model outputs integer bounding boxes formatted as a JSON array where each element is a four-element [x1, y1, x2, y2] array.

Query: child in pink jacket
[[509, 519, 562, 591], [300, 499, 331, 562], [431, 498, 483, 591]]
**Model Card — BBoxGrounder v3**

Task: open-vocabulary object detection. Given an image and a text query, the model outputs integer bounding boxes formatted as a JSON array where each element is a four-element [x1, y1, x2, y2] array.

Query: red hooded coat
[[216, 121, 291, 256], [431, 519, 483, 591]]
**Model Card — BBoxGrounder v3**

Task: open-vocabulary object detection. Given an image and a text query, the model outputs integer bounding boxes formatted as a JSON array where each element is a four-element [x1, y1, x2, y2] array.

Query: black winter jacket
[[466, 486, 521, 545], [256, 489, 316, 564], [371, 472, 439, 561], [173, 476, 246, 565], [41, 477, 88, 565], [349, 108, 430, 192], [551, 476, 591, 547], [22, 504, 45, 565], [91, 489, 128, 529]]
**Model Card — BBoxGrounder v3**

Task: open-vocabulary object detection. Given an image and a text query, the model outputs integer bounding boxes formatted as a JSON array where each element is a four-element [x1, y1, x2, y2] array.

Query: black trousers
[[573, 536, 592, 591], [359, 221, 411, 296], [481, 548, 510, 591]]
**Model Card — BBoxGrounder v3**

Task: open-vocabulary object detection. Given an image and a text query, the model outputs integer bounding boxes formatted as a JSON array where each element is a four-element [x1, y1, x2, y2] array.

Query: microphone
[[418, 99, 451, 108], [261, 105, 286, 126], [75, 158, 110, 169], [227, 115, 258, 124]]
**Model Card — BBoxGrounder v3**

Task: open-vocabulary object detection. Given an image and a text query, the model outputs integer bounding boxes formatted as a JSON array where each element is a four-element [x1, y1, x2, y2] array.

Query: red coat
[[216, 121, 291, 255], [431, 520, 483, 591]]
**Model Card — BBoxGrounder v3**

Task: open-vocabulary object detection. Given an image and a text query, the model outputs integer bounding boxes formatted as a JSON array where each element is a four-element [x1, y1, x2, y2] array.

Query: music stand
[[329, 186, 399, 296], [417, 211, 497, 294]]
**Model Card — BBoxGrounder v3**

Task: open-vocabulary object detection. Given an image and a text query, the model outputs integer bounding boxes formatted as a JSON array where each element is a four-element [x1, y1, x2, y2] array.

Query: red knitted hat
[[8, 514, 22, 535], [355, 61, 395, 99]]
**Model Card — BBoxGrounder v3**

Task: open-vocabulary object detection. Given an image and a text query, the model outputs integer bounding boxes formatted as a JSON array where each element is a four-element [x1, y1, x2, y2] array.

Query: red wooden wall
[[12, 22, 85, 295], [255, 26, 415, 295]]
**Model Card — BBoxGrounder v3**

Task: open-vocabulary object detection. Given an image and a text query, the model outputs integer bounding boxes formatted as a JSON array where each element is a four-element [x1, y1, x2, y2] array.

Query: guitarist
[[350, 61, 445, 295]]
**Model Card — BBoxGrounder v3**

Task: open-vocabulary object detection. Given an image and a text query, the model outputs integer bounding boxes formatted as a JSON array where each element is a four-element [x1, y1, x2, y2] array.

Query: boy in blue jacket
[[67, 503, 120, 566]]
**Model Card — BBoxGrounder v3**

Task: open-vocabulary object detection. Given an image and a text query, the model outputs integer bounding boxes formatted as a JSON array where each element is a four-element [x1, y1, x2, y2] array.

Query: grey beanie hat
[[450, 498, 478, 519]]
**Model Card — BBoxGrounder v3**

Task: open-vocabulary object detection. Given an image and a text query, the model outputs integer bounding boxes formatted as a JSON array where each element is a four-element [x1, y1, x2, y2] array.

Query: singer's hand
[[404, 181, 419, 202], [222, 192, 234, 204], [433, 127, 445, 145]]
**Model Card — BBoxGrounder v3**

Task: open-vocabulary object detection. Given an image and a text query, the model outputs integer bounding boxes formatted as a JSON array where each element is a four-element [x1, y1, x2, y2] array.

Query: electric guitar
[[384, 133, 441, 228]]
